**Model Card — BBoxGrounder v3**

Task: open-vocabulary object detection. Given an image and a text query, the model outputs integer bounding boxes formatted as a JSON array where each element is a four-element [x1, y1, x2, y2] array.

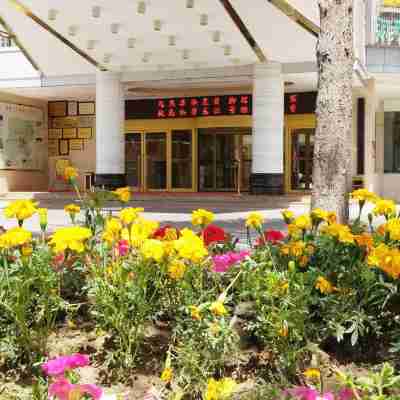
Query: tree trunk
[[312, 0, 354, 223]]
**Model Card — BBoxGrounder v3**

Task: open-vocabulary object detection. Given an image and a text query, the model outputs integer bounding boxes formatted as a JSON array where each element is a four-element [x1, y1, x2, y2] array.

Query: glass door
[[144, 132, 167, 190], [125, 133, 142, 190], [171, 130, 193, 190], [290, 128, 315, 191]]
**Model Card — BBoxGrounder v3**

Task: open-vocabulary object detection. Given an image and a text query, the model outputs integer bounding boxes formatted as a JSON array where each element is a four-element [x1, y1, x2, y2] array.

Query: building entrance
[[125, 129, 194, 191], [285, 114, 316, 192], [198, 128, 252, 191]]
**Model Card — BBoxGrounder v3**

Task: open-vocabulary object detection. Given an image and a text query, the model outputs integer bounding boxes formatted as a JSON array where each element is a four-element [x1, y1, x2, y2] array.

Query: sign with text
[[126, 94, 252, 120]]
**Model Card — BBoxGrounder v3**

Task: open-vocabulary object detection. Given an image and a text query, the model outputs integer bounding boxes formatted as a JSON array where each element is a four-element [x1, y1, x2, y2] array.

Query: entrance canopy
[[0, 0, 319, 80]]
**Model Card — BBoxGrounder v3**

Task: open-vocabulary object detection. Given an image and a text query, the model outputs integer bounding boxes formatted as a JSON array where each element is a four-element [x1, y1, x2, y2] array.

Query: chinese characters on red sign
[[155, 95, 252, 119]]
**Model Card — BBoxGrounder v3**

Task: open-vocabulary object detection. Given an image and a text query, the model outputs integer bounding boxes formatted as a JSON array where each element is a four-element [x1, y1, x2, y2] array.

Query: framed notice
[[70, 138, 84, 151], [79, 102, 95, 116], [59, 139, 69, 156], [77, 127, 92, 139], [48, 140, 59, 157], [52, 117, 78, 129], [48, 128, 62, 140], [49, 101, 67, 117], [68, 101, 78, 116], [62, 128, 77, 139], [78, 115, 95, 128]]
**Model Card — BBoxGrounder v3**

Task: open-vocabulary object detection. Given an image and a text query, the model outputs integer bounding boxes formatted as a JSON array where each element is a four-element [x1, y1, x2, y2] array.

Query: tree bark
[[312, 0, 354, 222]]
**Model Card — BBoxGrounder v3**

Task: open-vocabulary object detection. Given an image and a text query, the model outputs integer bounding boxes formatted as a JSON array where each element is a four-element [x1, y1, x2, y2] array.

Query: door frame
[[285, 114, 316, 193]]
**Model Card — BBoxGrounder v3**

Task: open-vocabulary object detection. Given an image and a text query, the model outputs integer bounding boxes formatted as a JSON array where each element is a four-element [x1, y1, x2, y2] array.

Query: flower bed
[[1, 172, 400, 399]]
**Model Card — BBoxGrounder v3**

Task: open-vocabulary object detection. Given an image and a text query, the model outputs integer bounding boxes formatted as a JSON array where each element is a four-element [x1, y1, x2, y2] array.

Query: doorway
[[125, 130, 194, 192], [198, 128, 252, 191], [285, 115, 316, 192]]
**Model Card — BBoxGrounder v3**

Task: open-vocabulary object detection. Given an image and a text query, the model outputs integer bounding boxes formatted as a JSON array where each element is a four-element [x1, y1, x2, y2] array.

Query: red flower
[[257, 230, 286, 246], [202, 224, 226, 246], [152, 225, 173, 239]]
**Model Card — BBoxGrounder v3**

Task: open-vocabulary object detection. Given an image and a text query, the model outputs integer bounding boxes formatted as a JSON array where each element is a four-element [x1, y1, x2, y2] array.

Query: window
[[384, 112, 400, 173]]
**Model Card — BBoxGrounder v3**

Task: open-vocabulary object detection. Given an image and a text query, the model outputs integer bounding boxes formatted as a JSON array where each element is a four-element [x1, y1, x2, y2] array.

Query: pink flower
[[212, 251, 249, 273], [42, 353, 90, 376], [117, 239, 130, 257], [285, 387, 334, 400], [48, 377, 102, 400]]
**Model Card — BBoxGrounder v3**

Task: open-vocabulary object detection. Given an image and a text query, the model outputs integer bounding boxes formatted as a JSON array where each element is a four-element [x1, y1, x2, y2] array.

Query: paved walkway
[[0, 192, 385, 241]]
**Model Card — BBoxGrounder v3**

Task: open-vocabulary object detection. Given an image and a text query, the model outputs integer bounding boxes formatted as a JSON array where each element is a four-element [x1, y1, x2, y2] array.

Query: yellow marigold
[[102, 218, 123, 244], [280, 244, 290, 256], [351, 189, 378, 203], [174, 228, 208, 263], [168, 259, 186, 280], [287, 224, 302, 238], [163, 240, 176, 257], [299, 255, 309, 267], [141, 239, 165, 262], [190, 305, 201, 321], [160, 367, 173, 383], [322, 223, 354, 244], [386, 218, 400, 241], [192, 208, 215, 226], [310, 208, 329, 222], [130, 218, 159, 247], [281, 209, 294, 223], [21, 245, 33, 257], [204, 378, 237, 400], [164, 227, 178, 241], [327, 212, 337, 225], [119, 207, 144, 225], [0, 227, 32, 249], [294, 215, 312, 231], [38, 208, 48, 230], [373, 199, 396, 218], [4, 199, 37, 223], [63, 166, 78, 182], [303, 368, 321, 380], [210, 301, 227, 317], [113, 187, 131, 203], [288, 241, 306, 257], [377, 224, 386, 236], [49, 226, 92, 253], [368, 243, 400, 279], [245, 212, 264, 229], [64, 204, 81, 215], [354, 233, 374, 250], [315, 276, 335, 294]]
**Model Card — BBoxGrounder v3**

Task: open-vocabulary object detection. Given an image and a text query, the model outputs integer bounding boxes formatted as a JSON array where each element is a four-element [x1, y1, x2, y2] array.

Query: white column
[[96, 71, 125, 176], [252, 62, 284, 193]]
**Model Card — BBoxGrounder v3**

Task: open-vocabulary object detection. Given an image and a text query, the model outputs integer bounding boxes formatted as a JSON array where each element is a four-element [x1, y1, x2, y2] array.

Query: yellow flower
[[288, 241, 306, 257], [322, 223, 354, 244], [351, 189, 378, 203], [164, 228, 178, 241], [49, 226, 92, 253], [130, 218, 159, 247], [315, 276, 335, 294], [168, 259, 186, 280], [204, 378, 237, 400], [113, 187, 131, 203], [38, 208, 48, 230], [64, 204, 81, 215], [245, 212, 264, 229], [119, 207, 143, 225], [210, 301, 227, 317], [190, 306, 202, 321], [304, 368, 321, 380], [294, 215, 312, 231], [102, 218, 123, 244], [327, 212, 337, 225], [310, 208, 328, 223], [63, 166, 78, 182], [281, 209, 294, 223], [174, 228, 208, 263], [141, 239, 164, 262], [279, 322, 289, 337], [21, 245, 33, 257], [0, 227, 32, 249], [368, 243, 400, 279], [299, 255, 309, 267], [192, 208, 215, 226], [354, 233, 374, 250], [160, 367, 173, 383], [287, 224, 302, 238], [4, 199, 37, 224], [373, 199, 396, 218], [386, 218, 400, 241]]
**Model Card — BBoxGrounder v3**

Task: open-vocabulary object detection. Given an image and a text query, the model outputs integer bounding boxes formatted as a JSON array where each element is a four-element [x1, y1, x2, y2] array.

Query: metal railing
[[368, 0, 400, 46]]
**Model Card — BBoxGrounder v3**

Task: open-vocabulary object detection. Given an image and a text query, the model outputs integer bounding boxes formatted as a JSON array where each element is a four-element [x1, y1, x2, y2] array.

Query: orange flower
[[354, 233, 373, 250]]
